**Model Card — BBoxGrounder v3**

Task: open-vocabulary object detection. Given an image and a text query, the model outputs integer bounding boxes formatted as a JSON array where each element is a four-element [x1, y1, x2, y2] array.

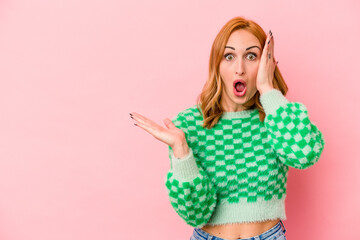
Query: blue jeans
[[190, 220, 287, 240]]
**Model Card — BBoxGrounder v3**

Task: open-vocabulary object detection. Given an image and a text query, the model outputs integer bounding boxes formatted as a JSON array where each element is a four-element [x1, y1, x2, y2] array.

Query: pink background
[[0, 0, 359, 239]]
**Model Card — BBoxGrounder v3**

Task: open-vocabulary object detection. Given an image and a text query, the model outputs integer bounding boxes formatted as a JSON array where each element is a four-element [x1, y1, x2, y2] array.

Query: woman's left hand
[[256, 30, 278, 95]]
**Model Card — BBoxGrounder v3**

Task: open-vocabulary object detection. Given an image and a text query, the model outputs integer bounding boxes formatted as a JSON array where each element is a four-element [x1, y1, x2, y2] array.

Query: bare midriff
[[201, 218, 280, 240]]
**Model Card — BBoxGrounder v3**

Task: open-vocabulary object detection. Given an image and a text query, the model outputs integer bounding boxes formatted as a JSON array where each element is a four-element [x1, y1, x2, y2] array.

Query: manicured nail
[[268, 39, 270, 45], [130, 116, 134, 119], [270, 30, 272, 36], [129, 113, 132, 116], [134, 123, 137, 126], [277, 61, 279, 64]]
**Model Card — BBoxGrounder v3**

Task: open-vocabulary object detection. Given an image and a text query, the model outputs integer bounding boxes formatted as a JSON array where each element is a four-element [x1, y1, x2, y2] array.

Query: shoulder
[[171, 104, 202, 121], [170, 104, 203, 132]]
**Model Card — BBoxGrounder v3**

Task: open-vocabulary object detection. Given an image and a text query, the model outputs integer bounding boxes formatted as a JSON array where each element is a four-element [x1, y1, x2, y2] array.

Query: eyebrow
[[225, 45, 261, 51]]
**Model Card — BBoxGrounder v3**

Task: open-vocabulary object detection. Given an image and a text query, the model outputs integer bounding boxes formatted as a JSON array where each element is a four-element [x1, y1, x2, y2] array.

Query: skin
[[200, 29, 280, 240], [220, 29, 276, 112], [130, 29, 280, 239]]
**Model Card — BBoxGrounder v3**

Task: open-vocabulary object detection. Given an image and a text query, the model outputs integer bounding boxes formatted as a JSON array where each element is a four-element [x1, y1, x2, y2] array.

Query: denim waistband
[[193, 220, 286, 240]]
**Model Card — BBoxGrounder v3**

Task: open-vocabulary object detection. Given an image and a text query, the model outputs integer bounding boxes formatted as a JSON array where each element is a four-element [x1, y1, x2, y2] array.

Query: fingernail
[[277, 61, 279, 65], [134, 123, 137, 126], [268, 39, 270, 45], [270, 30, 272, 36], [130, 116, 134, 119], [129, 113, 132, 116]]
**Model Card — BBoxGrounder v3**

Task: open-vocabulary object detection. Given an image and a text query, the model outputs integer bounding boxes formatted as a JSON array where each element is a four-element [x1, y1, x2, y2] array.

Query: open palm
[[130, 112, 186, 148]]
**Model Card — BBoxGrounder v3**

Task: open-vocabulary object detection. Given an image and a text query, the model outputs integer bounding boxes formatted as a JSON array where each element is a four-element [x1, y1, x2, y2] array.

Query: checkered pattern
[[164, 94, 325, 228], [165, 169, 217, 227], [265, 102, 325, 169]]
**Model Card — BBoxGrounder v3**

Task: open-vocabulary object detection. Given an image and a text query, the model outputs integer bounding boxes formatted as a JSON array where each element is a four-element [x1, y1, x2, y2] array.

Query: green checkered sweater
[[164, 89, 325, 228]]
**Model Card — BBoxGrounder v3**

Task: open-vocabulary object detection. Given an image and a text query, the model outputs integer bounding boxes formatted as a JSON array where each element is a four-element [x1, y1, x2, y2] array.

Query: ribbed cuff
[[259, 89, 289, 116], [170, 148, 200, 181]]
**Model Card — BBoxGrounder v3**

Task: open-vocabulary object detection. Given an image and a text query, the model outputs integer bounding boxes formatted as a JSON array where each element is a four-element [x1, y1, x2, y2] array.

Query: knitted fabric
[[164, 89, 325, 228]]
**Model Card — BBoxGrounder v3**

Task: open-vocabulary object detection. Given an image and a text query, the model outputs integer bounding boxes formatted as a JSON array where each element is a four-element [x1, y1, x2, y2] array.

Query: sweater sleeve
[[164, 112, 217, 228], [260, 89, 325, 170]]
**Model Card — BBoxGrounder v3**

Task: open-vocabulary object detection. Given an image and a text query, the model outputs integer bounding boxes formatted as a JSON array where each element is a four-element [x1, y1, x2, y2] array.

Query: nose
[[236, 59, 245, 75]]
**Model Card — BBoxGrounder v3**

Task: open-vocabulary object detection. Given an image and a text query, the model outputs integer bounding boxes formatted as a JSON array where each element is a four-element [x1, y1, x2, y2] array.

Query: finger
[[130, 113, 166, 139], [130, 112, 147, 123], [130, 114, 146, 126], [163, 118, 176, 129], [134, 120, 157, 136], [269, 39, 274, 62], [261, 32, 272, 64], [264, 32, 272, 63], [130, 112, 156, 127], [270, 34, 274, 63], [266, 32, 275, 69], [134, 115, 165, 136]]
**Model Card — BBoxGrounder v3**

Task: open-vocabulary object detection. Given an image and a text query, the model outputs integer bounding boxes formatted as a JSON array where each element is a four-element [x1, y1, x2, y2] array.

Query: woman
[[130, 16, 325, 240]]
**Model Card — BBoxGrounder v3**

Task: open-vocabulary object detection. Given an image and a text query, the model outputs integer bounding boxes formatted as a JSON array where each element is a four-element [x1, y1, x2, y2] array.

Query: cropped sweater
[[164, 89, 325, 228]]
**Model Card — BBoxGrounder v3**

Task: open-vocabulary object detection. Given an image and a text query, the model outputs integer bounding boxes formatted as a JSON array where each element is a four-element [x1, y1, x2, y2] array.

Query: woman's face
[[219, 29, 262, 112]]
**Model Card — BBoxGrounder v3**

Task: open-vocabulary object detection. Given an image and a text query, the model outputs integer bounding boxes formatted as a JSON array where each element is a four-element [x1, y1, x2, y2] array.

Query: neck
[[220, 93, 257, 113]]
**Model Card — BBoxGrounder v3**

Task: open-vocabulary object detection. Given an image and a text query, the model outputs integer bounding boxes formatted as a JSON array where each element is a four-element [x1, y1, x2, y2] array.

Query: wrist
[[259, 88, 289, 116], [258, 85, 274, 95], [172, 140, 189, 159]]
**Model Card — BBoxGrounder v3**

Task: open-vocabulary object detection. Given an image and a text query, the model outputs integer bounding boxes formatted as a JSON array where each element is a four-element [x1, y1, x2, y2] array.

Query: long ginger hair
[[196, 16, 288, 129]]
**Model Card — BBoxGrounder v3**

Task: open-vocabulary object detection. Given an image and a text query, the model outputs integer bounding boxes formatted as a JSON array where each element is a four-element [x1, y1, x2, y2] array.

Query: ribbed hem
[[170, 148, 200, 181], [205, 197, 286, 226], [259, 89, 289, 116]]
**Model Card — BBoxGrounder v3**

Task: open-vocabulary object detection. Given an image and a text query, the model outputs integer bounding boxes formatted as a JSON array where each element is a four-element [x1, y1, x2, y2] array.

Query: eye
[[246, 52, 257, 61], [224, 53, 234, 61]]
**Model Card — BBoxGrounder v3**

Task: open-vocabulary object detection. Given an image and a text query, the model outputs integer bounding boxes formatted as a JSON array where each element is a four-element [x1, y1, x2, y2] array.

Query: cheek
[[249, 63, 260, 76], [219, 63, 231, 79]]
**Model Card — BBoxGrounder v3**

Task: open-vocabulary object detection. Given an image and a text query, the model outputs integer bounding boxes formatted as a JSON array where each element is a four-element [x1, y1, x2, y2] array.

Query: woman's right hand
[[129, 112, 190, 158]]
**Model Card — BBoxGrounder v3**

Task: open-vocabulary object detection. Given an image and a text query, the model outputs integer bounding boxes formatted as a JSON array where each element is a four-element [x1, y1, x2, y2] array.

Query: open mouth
[[233, 80, 247, 96]]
